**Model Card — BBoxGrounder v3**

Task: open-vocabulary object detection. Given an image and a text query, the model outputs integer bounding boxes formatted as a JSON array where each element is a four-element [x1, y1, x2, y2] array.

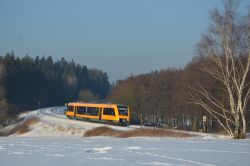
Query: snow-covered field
[[1, 137, 250, 166], [0, 107, 250, 166]]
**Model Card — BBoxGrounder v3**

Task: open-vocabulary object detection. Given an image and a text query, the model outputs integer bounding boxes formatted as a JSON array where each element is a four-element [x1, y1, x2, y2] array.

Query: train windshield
[[67, 106, 74, 112], [118, 106, 128, 116]]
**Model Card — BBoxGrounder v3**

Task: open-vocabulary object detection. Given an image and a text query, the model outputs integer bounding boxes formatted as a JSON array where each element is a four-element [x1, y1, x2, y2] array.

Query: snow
[[87, 146, 113, 154], [0, 106, 250, 166], [0, 137, 250, 166]]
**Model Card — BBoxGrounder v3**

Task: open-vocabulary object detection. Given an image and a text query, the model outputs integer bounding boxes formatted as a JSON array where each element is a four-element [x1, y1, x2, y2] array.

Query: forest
[[0, 52, 110, 124], [108, 55, 250, 133]]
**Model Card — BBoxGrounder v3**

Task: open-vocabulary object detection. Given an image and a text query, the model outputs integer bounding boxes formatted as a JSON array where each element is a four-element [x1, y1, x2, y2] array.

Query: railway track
[[38, 106, 66, 119]]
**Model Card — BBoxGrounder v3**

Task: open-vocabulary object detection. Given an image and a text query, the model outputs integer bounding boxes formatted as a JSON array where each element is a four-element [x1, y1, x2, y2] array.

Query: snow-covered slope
[[15, 107, 133, 137], [3, 106, 230, 138], [0, 106, 237, 139]]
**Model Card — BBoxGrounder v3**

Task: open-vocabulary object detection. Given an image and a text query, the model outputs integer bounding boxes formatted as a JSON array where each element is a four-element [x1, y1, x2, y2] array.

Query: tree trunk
[[241, 111, 246, 138], [192, 116, 197, 132]]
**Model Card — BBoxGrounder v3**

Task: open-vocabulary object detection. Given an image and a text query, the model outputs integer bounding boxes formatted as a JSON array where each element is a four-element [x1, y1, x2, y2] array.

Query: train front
[[117, 105, 130, 125]]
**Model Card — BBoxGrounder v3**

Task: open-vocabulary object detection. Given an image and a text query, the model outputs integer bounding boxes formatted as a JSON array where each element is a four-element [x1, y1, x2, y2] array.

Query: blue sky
[[0, 0, 249, 82]]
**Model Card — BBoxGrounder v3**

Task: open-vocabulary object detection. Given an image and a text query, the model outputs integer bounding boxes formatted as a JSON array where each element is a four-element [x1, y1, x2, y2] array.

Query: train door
[[99, 107, 102, 120], [74, 106, 77, 117]]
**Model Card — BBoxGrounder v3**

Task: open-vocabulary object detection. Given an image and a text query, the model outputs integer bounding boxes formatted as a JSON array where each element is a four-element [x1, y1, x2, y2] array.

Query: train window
[[67, 106, 74, 112], [77, 106, 86, 114], [87, 107, 99, 116], [103, 108, 115, 116], [117, 106, 128, 116]]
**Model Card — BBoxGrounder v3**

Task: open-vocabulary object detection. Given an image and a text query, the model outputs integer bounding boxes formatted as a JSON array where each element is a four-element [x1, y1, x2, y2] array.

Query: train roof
[[67, 102, 127, 107]]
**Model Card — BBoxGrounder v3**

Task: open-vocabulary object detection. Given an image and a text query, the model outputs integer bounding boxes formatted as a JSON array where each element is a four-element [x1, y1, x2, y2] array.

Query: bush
[[84, 126, 192, 138]]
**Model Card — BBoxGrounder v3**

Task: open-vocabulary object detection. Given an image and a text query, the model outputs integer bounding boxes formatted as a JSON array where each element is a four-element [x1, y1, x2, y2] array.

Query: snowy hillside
[[1, 106, 230, 138], [15, 107, 133, 137], [0, 107, 250, 166]]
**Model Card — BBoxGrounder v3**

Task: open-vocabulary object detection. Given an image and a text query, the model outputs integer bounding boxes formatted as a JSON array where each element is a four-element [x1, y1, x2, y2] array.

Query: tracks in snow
[[38, 106, 66, 119]]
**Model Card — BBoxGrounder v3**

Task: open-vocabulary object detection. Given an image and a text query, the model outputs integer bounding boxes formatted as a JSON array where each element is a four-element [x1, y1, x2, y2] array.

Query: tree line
[[0, 52, 110, 125], [108, 55, 250, 133]]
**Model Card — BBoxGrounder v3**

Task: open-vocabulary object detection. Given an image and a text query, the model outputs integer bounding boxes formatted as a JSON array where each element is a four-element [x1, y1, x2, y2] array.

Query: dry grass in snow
[[84, 126, 193, 138], [0, 117, 40, 136]]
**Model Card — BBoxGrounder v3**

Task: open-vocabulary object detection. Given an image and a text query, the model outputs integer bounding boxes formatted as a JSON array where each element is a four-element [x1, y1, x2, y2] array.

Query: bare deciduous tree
[[191, 0, 250, 138]]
